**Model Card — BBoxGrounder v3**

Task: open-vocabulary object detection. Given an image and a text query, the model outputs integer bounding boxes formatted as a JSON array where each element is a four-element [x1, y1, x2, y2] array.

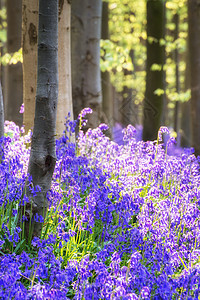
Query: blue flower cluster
[[0, 120, 200, 299]]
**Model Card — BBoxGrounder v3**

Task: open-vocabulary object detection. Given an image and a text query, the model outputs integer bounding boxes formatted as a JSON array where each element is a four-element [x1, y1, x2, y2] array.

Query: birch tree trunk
[[5, 0, 23, 127], [83, 0, 103, 129], [71, 0, 88, 120], [25, 0, 58, 239], [101, 1, 113, 130], [22, 0, 38, 132], [72, 0, 103, 129], [57, 0, 74, 137]]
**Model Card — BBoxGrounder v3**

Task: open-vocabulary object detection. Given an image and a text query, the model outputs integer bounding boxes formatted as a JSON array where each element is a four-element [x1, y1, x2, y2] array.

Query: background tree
[[5, 0, 23, 127], [142, 0, 165, 141], [181, 42, 191, 147], [188, 0, 200, 155], [0, 0, 192, 147], [72, 0, 104, 129], [101, 1, 113, 130], [23, 0, 73, 136], [22, 0, 38, 132], [101, 0, 146, 127], [164, 1, 189, 138], [25, 0, 58, 238], [71, 0, 87, 120], [57, 0, 73, 137]]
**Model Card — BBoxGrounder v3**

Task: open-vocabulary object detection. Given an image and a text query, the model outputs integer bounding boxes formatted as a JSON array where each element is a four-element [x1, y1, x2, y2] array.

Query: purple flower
[[122, 293, 139, 300], [140, 286, 150, 299], [129, 251, 142, 268], [158, 126, 170, 141], [19, 103, 24, 114], [167, 137, 176, 147], [99, 123, 109, 131], [122, 124, 137, 141], [78, 107, 93, 119]]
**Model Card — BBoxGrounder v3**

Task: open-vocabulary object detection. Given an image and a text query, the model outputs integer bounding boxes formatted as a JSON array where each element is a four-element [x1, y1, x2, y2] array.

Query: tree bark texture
[[57, 0, 74, 138], [5, 0, 23, 127], [71, 0, 88, 120], [84, 0, 103, 129], [181, 38, 191, 148], [0, 81, 4, 139], [101, 1, 113, 130], [142, 0, 165, 141], [26, 0, 58, 239], [22, 0, 38, 132], [174, 13, 180, 136], [23, 0, 73, 137], [71, 0, 103, 129], [188, 0, 200, 155]]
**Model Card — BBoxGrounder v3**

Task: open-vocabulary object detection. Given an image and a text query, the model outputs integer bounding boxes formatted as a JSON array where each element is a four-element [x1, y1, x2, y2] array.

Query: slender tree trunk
[[161, 2, 167, 126], [101, 1, 113, 130], [188, 0, 200, 155], [84, 0, 103, 129], [181, 38, 191, 148], [22, 0, 38, 132], [174, 13, 180, 138], [71, 0, 103, 129], [71, 0, 88, 120], [57, 0, 74, 138], [0, 81, 4, 139], [25, 0, 58, 239], [142, 0, 165, 141], [5, 0, 23, 126]]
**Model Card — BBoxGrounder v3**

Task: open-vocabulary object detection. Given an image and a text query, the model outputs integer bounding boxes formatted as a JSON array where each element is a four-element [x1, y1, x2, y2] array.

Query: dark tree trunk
[[5, 0, 23, 127], [161, 2, 167, 126], [188, 0, 200, 155], [181, 39, 191, 148], [174, 13, 180, 137], [0, 81, 4, 139], [142, 0, 165, 141], [25, 0, 58, 239]]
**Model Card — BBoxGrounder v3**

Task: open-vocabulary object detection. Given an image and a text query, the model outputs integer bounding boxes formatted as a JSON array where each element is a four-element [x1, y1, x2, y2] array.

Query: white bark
[[22, 0, 38, 132], [57, 0, 74, 139], [72, 0, 104, 129]]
